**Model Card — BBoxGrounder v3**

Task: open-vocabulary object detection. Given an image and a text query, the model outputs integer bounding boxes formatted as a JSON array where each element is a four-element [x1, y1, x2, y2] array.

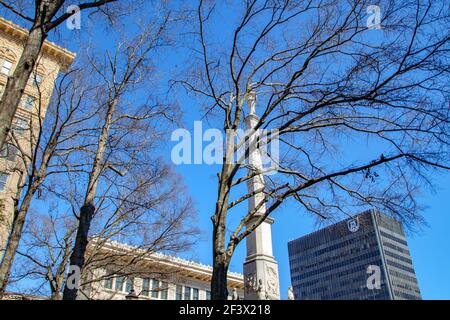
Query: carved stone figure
[[232, 288, 240, 300], [256, 279, 266, 300], [288, 286, 295, 300], [244, 273, 257, 295]]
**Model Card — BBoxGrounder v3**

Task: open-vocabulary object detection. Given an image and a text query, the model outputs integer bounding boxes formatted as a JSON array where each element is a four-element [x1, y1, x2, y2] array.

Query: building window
[[151, 279, 159, 299], [33, 74, 43, 87], [192, 288, 199, 300], [1, 60, 12, 75], [176, 285, 183, 300], [13, 118, 28, 135], [142, 278, 150, 297], [2, 144, 17, 161], [0, 145, 7, 157], [184, 286, 191, 300], [115, 276, 124, 292], [125, 278, 133, 293], [0, 172, 8, 191], [206, 290, 211, 300], [160, 282, 168, 300], [23, 95, 35, 109], [104, 278, 113, 290]]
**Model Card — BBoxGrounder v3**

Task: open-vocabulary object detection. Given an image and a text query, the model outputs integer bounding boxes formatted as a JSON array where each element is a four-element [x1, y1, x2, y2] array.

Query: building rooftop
[[0, 17, 76, 71], [90, 239, 244, 289]]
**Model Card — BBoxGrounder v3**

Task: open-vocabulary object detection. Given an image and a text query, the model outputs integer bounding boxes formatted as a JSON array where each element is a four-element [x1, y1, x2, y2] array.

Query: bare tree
[[0, 68, 96, 294], [3, 44, 197, 297], [10, 212, 76, 300], [179, 0, 450, 299], [0, 0, 125, 151], [9, 162, 197, 300], [61, 10, 182, 299]]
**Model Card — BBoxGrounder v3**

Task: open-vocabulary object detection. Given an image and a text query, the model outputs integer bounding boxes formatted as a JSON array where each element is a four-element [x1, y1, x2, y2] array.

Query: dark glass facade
[[288, 210, 421, 300]]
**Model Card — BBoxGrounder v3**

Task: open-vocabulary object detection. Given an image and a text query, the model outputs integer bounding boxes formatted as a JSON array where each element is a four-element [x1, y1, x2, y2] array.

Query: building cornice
[[89, 239, 244, 288], [0, 17, 76, 71]]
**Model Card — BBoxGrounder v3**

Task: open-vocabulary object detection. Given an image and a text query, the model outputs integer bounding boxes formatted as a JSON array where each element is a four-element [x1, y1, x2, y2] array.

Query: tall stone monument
[[243, 91, 280, 300]]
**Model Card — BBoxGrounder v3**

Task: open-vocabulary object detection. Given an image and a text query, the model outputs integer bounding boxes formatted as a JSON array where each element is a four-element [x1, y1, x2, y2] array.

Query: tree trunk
[[50, 292, 62, 300], [211, 252, 230, 300], [0, 26, 46, 150], [62, 99, 117, 300], [0, 192, 34, 293], [211, 173, 231, 300], [62, 203, 94, 300]]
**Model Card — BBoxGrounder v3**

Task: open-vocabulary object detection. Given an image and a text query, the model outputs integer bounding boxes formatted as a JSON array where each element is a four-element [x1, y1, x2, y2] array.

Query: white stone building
[[80, 240, 244, 300], [0, 17, 75, 252]]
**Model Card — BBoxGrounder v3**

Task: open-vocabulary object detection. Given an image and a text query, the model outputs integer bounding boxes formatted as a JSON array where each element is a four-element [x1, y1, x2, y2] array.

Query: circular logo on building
[[347, 218, 360, 233]]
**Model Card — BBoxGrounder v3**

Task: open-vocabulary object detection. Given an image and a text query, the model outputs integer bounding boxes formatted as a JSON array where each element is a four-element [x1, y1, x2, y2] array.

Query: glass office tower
[[288, 210, 421, 300]]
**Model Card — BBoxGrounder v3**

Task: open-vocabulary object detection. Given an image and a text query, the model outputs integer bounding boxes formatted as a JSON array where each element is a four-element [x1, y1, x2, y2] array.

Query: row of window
[[175, 285, 203, 300], [0, 142, 19, 190], [297, 282, 390, 300], [142, 278, 168, 299], [293, 262, 383, 290], [382, 241, 408, 255], [393, 290, 421, 300], [379, 230, 408, 246], [389, 269, 419, 285], [386, 259, 416, 274], [384, 248, 413, 265], [291, 240, 378, 273], [0, 144, 17, 161], [288, 213, 375, 253], [289, 230, 377, 263], [292, 250, 381, 280], [375, 213, 404, 235], [104, 276, 133, 294], [1, 59, 43, 87], [102, 276, 211, 300], [1, 85, 37, 110]]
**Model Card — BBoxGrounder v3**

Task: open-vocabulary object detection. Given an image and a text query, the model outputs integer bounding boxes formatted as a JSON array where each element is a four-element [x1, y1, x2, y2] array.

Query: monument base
[[243, 254, 280, 300]]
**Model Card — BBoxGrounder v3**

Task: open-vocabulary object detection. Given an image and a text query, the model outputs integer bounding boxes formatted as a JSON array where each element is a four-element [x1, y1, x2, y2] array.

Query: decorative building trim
[[0, 17, 76, 71], [89, 238, 244, 290]]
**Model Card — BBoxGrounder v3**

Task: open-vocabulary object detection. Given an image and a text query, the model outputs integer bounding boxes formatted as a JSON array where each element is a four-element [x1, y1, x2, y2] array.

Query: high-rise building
[[288, 210, 421, 300], [0, 17, 75, 252]]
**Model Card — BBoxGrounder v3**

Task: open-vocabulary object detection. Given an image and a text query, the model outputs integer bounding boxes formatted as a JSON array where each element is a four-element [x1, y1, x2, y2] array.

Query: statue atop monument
[[247, 90, 257, 116]]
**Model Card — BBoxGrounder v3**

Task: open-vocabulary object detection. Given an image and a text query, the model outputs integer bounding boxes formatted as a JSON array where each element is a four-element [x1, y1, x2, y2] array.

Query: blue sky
[[3, 2, 449, 300], [168, 100, 450, 300], [160, 2, 450, 300], [173, 153, 450, 300], [57, 3, 450, 300]]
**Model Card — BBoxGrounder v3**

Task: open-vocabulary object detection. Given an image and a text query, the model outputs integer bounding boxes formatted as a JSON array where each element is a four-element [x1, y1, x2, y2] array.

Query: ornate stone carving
[[244, 273, 257, 295], [232, 288, 240, 300], [256, 279, 267, 300], [265, 265, 279, 297], [288, 286, 295, 300]]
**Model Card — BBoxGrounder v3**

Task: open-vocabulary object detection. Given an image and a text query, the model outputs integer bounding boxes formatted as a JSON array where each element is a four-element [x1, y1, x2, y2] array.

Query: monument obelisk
[[243, 91, 280, 300]]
